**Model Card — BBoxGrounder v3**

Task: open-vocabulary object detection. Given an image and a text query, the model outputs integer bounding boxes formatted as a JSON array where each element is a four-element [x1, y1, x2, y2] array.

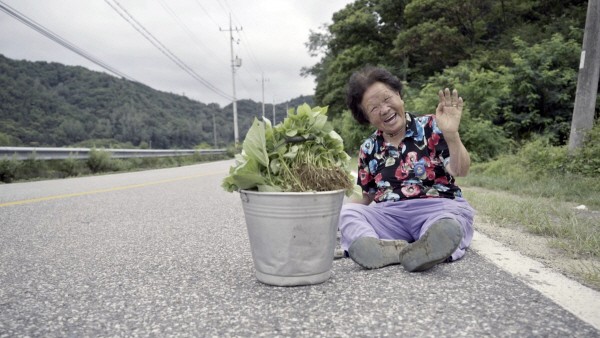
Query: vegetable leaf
[[221, 156, 266, 191], [223, 104, 354, 195], [242, 118, 269, 167]]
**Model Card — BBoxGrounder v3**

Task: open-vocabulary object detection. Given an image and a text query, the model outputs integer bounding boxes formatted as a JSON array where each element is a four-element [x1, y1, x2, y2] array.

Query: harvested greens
[[222, 104, 354, 194]]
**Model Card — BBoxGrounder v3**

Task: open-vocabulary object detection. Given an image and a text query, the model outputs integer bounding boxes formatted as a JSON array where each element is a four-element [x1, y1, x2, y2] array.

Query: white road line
[[471, 230, 600, 330]]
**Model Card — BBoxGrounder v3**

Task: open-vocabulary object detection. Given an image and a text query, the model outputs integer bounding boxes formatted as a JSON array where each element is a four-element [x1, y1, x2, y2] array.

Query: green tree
[[501, 34, 580, 142], [1, 53, 315, 149], [304, 0, 408, 119], [57, 118, 87, 144], [393, 19, 468, 84]]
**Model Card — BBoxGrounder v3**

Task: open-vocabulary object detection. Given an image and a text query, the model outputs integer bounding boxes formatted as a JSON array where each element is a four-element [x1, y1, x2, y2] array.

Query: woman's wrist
[[442, 131, 461, 143]]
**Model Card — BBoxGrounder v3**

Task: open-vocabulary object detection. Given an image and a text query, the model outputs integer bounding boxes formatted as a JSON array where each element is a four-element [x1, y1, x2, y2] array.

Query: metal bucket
[[240, 189, 345, 286]]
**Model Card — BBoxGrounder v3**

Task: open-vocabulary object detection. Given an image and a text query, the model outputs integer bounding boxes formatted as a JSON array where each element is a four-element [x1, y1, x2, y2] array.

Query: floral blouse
[[357, 112, 462, 203]]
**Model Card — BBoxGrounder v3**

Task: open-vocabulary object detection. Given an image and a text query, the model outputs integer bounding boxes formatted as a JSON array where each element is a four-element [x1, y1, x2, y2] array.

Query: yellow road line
[[0, 171, 226, 207]]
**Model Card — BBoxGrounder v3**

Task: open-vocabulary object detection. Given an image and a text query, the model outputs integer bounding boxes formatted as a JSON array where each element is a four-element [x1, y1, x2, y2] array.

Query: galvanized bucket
[[240, 189, 345, 286]]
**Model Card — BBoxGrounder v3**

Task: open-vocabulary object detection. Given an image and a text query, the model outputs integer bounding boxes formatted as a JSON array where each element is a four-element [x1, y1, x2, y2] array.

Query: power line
[[242, 33, 264, 74], [214, 0, 230, 18], [236, 69, 254, 97], [193, 1, 246, 88], [200, 1, 268, 104], [0, 1, 137, 82], [193, 0, 221, 29], [107, 0, 231, 100], [230, 12, 264, 75], [105, 0, 233, 101], [214, 1, 264, 73], [209, 1, 268, 103], [196, 0, 253, 83], [227, 10, 268, 105], [155, 0, 219, 60]]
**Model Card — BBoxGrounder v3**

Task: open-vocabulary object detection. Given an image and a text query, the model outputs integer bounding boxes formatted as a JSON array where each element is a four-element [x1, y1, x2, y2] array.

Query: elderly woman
[[340, 66, 475, 272]]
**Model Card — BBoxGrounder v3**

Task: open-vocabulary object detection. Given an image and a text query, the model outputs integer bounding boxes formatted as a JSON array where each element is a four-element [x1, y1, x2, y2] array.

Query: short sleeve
[[357, 138, 377, 194]]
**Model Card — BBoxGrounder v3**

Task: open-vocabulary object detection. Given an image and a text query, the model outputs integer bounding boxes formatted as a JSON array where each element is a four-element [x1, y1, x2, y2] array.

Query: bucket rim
[[239, 189, 346, 197]]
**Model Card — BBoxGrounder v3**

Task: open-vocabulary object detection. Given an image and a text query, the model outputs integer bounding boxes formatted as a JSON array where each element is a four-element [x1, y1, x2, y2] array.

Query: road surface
[[1, 160, 598, 337]]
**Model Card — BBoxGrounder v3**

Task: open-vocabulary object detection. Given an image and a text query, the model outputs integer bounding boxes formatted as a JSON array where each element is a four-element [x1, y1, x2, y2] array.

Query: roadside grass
[[458, 182, 600, 288], [0, 151, 231, 183], [460, 155, 599, 259], [458, 157, 600, 288], [463, 163, 600, 210], [458, 184, 600, 258]]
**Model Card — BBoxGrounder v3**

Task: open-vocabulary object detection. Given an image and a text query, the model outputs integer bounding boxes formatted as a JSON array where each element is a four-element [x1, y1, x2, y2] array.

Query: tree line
[[304, 0, 598, 161], [0, 54, 313, 149]]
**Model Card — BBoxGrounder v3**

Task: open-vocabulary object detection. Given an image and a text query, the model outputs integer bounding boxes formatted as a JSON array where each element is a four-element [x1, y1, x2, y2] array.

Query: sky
[[0, 0, 354, 107]]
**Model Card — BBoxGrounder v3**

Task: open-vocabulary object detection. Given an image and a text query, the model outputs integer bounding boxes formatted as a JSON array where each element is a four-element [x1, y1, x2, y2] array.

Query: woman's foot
[[348, 237, 409, 269], [400, 218, 463, 272]]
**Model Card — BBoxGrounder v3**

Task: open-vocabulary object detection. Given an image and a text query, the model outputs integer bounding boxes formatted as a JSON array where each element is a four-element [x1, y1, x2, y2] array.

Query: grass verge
[[458, 175, 600, 289], [0, 151, 231, 183]]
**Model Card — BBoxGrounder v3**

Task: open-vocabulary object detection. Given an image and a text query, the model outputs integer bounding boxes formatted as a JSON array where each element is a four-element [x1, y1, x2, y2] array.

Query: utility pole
[[212, 112, 217, 148], [568, 0, 600, 153], [260, 73, 268, 119], [272, 98, 276, 124], [220, 14, 242, 146]]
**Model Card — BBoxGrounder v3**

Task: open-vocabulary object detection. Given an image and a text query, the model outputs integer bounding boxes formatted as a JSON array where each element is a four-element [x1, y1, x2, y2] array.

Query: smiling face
[[361, 82, 406, 137]]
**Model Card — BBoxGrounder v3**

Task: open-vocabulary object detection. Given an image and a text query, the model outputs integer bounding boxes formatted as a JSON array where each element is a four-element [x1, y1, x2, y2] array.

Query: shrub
[[226, 144, 239, 158], [60, 156, 83, 177], [20, 154, 48, 180], [472, 121, 600, 180], [503, 35, 580, 142], [566, 121, 600, 176], [335, 110, 374, 156], [87, 149, 113, 173], [0, 156, 21, 183], [0, 132, 18, 146]]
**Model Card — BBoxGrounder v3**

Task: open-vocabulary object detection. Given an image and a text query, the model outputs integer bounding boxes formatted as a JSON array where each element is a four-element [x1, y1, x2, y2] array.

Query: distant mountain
[[0, 54, 314, 148]]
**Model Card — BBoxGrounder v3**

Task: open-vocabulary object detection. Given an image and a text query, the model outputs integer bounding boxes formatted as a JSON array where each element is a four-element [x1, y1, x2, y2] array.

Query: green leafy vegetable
[[222, 103, 354, 195], [242, 118, 269, 167]]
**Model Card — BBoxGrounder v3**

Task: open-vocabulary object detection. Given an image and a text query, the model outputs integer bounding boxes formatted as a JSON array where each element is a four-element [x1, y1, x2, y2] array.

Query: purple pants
[[339, 198, 475, 262]]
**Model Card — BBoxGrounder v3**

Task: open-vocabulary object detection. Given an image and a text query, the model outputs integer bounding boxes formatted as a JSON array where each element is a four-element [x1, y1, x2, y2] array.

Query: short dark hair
[[346, 66, 403, 125]]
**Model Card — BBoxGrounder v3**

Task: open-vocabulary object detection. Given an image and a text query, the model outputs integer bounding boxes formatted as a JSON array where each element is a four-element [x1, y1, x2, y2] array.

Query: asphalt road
[[1, 160, 598, 337]]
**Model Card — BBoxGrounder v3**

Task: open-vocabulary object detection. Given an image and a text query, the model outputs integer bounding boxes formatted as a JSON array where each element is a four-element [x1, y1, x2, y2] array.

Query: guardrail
[[0, 147, 227, 160]]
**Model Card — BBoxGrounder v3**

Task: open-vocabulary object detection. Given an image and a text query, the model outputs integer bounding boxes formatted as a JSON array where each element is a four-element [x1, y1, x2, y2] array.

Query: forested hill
[[0, 54, 313, 149]]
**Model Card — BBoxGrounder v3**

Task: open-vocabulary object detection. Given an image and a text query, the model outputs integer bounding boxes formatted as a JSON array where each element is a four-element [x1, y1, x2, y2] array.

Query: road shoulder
[[471, 228, 600, 330]]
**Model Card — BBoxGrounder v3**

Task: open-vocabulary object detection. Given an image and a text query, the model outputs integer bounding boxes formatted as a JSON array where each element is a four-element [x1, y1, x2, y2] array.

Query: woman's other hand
[[436, 88, 463, 135]]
